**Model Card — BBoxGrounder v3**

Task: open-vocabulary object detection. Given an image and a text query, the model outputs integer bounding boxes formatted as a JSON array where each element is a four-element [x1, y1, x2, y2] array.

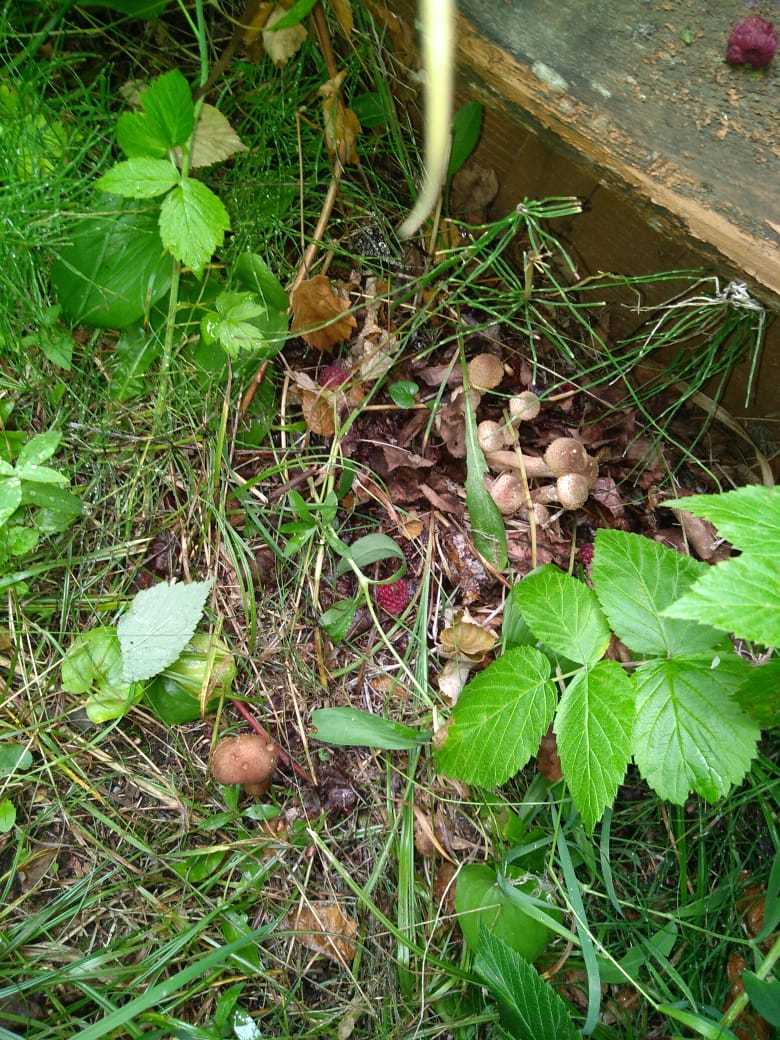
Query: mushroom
[[489, 473, 526, 515], [211, 733, 279, 798], [534, 473, 590, 511], [544, 437, 591, 478], [509, 391, 540, 423], [484, 449, 552, 478], [478, 420, 508, 454], [468, 353, 504, 391]]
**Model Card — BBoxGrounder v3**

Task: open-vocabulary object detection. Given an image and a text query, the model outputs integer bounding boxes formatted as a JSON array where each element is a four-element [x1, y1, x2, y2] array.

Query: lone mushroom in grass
[[211, 733, 279, 798]]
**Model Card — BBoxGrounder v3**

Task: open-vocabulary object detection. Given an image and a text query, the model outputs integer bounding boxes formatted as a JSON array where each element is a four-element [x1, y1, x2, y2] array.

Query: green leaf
[[502, 582, 536, 650], [159, 178, 230, 277], [463, 368, 507, 572], [319, 598, 358, 643], [448, 101, 483, 178], [351, 91, 386, 128], [734, 659, 780, 726], [0, 799, 15, 833], [144, 632, 235, 723], [475, 930, 581, 1040], [117, 579, 213, 682], [436, 647, 556, 786], [455, 864, 556, 961], [21, 482, 82, 532], [233, 253, 288, 311], [61, 626, 145, 724], [265, 0, 318, 30], [311, 707, 429, 750], [388, 380, 419, 409], [202, 291, 287, 358], [664, 554, 780, 648], [517, 564, 611, 665], [657, 1005, 739, 1040], [6, 525, 39, 557], [0, 476, 22, 526], [52, 199, 172, 328], [756, 850, 780, 940], [96, 158, 180, 199], [17, 430, 61, 467], [335, 533, 405, 575], [592, 529, 724, 657], [665, 486, 780, 555], [116, 70, 193, 159], [743, 973, 780, 1027], [109, 325, 161, 401], [33, 326, 74, 369], [0, 744, 32, 775], [15, 463, 68, 486], [633, 655, 760, 803], [554, 661, 635, 832]]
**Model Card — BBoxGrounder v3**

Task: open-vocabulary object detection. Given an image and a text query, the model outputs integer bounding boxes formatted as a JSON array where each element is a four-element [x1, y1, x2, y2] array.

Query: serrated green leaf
[[517, 564, 611, 665], [159, 178, 230, 277], [592, 529, 724, 657], [311, 707, 429, 750], [0, 744, 33, 775], [117, 578, 213, 682], [666, 486, 780, 555], [734, 659, 780, 726], [475, 930, 581, 1040], [633, 655, 760, 803], [502, 582, 536, 650], [463, 368, 507, 572], [17, 430, 61, 467], [139, 69, 193, 149], [116, 111, 169, 158], [436, 647, 556, 786], [52, 199, 172, 328], [448, 101, 483, 178], [0, 799, 15, 833], [664, 554, 780, 648], [96, 158, 180, 199], [0, 476, 22, 526], [554, 661, 634, 832]]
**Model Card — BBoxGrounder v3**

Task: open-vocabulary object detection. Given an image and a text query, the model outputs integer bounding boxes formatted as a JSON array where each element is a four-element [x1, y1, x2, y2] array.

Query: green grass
[[0, 2, 777, 1038]]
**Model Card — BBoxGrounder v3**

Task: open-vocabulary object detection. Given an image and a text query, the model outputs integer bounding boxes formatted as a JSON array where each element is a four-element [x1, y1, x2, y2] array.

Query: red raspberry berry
[[374, 578, 412, 615], [579, 543, 594, 573], [319, 362, 350, 388], [726, 16, 776, 68]]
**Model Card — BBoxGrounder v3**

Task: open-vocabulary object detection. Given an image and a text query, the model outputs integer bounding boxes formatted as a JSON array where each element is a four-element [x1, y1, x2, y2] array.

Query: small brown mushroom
[[544, 437, 591, 478], [468, 354, 504, 391], [211, 734, 279, 797], [478, 420, 507, 454], [484, 449, 552, 478], [534, 473, 590, 511], [509, 391, 541, 423], [489, 472, 526, 515]]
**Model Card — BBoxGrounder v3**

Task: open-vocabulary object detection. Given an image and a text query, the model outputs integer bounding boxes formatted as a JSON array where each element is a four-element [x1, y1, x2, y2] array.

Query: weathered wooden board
[[393, 0, 779, 419]]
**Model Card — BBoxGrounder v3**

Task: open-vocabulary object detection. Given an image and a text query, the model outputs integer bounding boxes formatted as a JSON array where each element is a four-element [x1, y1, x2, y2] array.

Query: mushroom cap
[[556, 473, 589, 510], [489, 473, 526, 515], [478, 420, 506, 454], [211, 734, 279, 786], [509, 391, 541, 422], [544, 437, 591, 477], [468, 354, 504, 391]]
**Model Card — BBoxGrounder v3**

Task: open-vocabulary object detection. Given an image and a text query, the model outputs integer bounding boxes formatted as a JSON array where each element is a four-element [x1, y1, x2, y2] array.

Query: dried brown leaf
[[263, 5, 307, 67], [292, 901, 357, 966], [440, 619, 497, 661], [291, 275, 356, 351], [382, 445, 434, 473], [301, 389, 335, 437], [591, 476, 625, 519], [450, 162, 499, 222], [320, 71, 361, 165], [398, 510, 423, 539], [179, 104, 247, 169], [437, 657, 473, 704], [537, 725, 563, 782], [674, 508, 720, 560], [432, 861, 457, 914]]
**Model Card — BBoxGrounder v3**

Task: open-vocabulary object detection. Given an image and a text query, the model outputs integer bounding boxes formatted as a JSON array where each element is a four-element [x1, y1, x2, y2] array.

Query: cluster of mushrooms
[[467, 355, 599, 517]]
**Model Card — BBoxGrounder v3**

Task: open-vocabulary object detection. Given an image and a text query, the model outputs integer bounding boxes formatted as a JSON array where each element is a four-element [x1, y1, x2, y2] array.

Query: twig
[[232, 700, 316, 786]]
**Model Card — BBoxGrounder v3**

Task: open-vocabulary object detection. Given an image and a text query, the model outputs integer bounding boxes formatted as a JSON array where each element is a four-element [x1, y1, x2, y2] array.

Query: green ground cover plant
[[0, 1, 778, 1038]]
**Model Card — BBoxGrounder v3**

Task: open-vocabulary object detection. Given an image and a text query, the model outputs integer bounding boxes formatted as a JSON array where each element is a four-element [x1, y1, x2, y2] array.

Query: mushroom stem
[[485, 450, 553, 478], [232, 700, 316, 786]]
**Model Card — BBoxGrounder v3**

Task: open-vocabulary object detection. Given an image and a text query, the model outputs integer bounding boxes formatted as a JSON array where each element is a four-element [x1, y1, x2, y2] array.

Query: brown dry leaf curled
[[292, 901, 358, 966], [291, 275, 356, 351], [320, 71, 361, 165], [263, 5, 307, 67], [440, 619, 497, 661]]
